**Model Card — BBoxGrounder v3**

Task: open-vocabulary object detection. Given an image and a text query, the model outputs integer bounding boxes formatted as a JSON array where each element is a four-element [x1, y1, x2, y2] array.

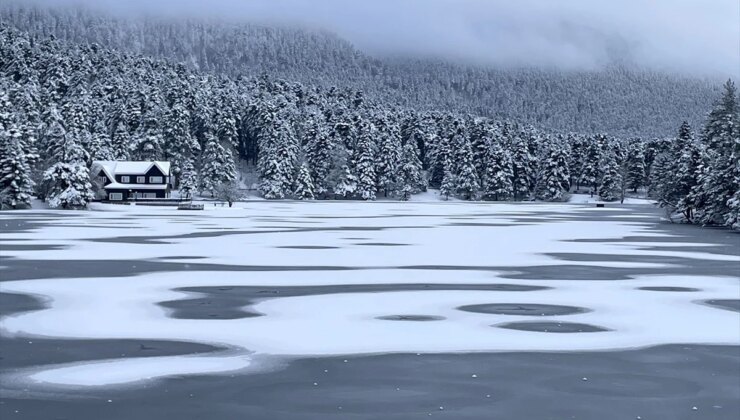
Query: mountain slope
[[0, 3, 720, 138]]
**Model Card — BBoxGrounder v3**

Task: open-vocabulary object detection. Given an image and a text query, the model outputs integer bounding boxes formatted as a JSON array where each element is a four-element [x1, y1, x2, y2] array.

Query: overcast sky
[[20, 0, 740, 76]]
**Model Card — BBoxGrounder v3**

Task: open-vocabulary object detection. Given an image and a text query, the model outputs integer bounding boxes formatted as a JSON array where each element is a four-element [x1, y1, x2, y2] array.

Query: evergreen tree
[[354, 123, 377, 201], [374, 116, 402, 197], [625, 140, 646, 192], [179, 159, 198, 199], [111, 120, 131, 160], [693, 80, 739, 227], [453, 136, 480, 200], [201, 130, 236, 196], [304, 118, 333, 196], [439, 169, 455, 201], [597, 149, 623, 201], [482, 143, 514, 201], [164, 102, 199, 180], [332, 164, 358, 199], [325, 143, 356, 199], [399, 140, 426, 200], [675, 138, 705, 221], [579, 135, 603, 195], [39, 105, 68, 164], [568, 134, 587, 190], [294, 162, 315, 200], [0, 125, 35, 209], [42, 137, 93, 209], [537, 143, 571, 202], [131, 118, 163, 161], [511, 134, 534, 200]]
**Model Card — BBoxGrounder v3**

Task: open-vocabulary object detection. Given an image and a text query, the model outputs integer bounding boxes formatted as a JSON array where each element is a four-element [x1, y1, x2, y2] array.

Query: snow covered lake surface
[[1, 201, 739, 419]]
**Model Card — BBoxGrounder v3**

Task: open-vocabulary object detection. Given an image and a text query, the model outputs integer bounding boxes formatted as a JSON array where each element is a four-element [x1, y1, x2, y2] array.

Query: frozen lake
[[1, 201, 739, 419]]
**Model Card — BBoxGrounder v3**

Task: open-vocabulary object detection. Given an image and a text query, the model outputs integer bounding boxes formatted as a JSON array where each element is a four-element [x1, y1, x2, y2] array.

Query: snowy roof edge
[[92, 161, 172, 176]]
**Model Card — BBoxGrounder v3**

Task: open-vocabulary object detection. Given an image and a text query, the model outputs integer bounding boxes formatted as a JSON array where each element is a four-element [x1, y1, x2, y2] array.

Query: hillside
[[0, 3, 720, 138]]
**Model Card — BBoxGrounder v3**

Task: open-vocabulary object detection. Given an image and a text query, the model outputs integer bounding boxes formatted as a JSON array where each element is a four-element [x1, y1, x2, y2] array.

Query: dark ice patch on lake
[[702, 299, 740, 313], [354, 243, 410, 247], [0, 292, 46, 317], [0, 337, 223, 371], [496, 321, 609, 333], [3, 345, 737, 420], [161, 283, 548, 320], [275, 245, 340, 250], [638, 286, 701, 292], [0, 244, 68, 251], [457, 303, 587, 316], [375, 315, 445, 321]]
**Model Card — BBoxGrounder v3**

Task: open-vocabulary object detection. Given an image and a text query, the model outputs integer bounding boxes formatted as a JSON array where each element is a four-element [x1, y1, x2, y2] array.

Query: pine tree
[[693, 80, 739, 227], [511, 134, 534, 200], [675, 139, 705, 221], [164, 102, 199, 180], [201, 130, 236, 196], [179, 159, 198, 199], [39, 105, 68, 164], [354, 123, 377, 201], [325, 143, 357, 199], [727, 188, 740, 230], [453, 136, 480, 200], [294, 162, 315, 200], [0, 126, 35, 209], [625, 140, 646, 192], [41, 136, 93, 209], [111, 120, 131, 160], [440, 169, 455, 201], [597, 149, 623, 201], [469, 119, 492, 182], [375, 115, 402, 197], [304, 118, 333, 196], [568, 134, 587, 190], [399, 140, 426, 200], [482, 143, 514, 201], [579, 135, 603, 195], [537, 144, 571, 202], [257, 114, 298, 199], [332, 164, 358, 199]]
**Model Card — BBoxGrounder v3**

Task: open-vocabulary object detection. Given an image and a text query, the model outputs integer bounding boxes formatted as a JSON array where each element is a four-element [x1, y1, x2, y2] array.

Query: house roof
[[104, 182, 168, 190], [93, 161, 171, 178]]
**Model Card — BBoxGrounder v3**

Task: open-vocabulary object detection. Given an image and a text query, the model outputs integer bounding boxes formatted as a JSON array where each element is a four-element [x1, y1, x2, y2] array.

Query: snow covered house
[[91, 161, 172, 201]]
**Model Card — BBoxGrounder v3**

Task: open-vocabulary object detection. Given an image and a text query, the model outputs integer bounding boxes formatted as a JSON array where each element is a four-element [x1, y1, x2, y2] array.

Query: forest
[[0, 5, 738, 230], [0, 4, 720, 138]]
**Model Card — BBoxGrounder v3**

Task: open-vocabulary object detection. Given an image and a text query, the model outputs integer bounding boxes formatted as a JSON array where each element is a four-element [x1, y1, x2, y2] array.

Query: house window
[[137, 176, 146, 183], [149, 176, 163, 184], [121, 176, 130, 183], [97, 176, 108, 184], [109, 193, 123, 201]]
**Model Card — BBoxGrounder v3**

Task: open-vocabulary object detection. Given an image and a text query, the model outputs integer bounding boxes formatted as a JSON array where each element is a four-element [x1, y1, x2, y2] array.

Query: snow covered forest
[[0, 5, 720, 138], [0, 4, 738, 229]]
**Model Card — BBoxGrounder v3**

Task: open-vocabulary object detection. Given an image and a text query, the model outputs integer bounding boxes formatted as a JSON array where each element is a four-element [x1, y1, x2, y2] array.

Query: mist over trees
[[0, 4, 737, 230]]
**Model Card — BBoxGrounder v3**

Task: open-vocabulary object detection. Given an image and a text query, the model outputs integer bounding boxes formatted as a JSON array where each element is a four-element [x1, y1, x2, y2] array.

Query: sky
[[18, 0, 740, 76]]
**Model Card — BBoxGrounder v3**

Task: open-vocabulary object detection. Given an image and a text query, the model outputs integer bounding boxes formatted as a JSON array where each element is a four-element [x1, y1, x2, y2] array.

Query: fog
[[15, 0, 740, 76]]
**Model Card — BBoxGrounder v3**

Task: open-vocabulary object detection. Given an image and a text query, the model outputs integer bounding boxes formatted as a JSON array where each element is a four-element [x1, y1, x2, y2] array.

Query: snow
[[406, 189, 462, 202], [94, 161, 171, 176], [103, 182, 167, 190], [1, 201, 738, 388], [569, 193, 656, 205]]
